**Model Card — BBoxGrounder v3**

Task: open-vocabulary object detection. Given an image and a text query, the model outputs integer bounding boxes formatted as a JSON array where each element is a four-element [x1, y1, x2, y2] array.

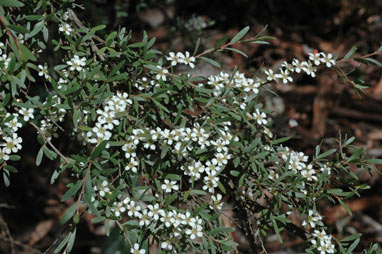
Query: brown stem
[[29, 122, 71, 164], [0, 16, 20, 51], [336, 50, 382, 64], [68, 9, 106, 61]]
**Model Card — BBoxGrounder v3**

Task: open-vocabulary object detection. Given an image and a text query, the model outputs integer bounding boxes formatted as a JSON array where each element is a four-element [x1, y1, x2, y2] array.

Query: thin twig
[[0, 235, 43, 254], [68, 9, 106, 61], [29, 122, 70, 164], [0, 216, 15, 254], [336, 50, 382, 64], [116, 221, 133, 246]]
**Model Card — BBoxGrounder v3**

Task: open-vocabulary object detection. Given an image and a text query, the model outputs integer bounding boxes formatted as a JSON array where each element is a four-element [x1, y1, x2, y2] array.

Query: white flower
[[98, 180, 110, 197], [147, 203, 162, 221], [182, 51, 196, 68], [139, 209, 151, 227], [309, 52, 322, 65], [264, 69, 277, 81], [281, 61, 294, 71], [292, 59, 304, 73], [38, 64, 49, 79], [111, 201, 126, 217], [185, 218, 203, 239], [67, 55, 86, 72], [210, 194, 223, 210], [155, 66, 168, 81], [275, 69, 293, 84], [161, 239, 173, 251], [4, 114, 22, 131], [302, 210, 322, 228], [59, 23, 73, 35], [127, 201, 142, 218], [131, 243, 145, 254], [301, 165, 318, 182], [166, 52, 184, 66], [61, 11, 69, 21], [320, 53, 336, 67], [161, 179, 179, 193], [252, 109, 268, 125], [125, 158, 139, 173], [302, 61, 316, 77], [0, 148, 10, 161], [18, 108, 34, 121], [160, 211, 174, 227], [2, 133, 22, 154], [320, 164, 332, 175]]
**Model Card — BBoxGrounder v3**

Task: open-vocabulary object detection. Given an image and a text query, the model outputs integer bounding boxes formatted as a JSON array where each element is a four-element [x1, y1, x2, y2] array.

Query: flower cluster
[[184, 15, 208, 31], [59, 23, 73, 36], [0, 42, 11, 72], [67, 55, 86, 72], [85, 92, 132, 145], [264, 51, 336, 84], [40, 95, 66, 141], [0, 107, 33, 162], [166, 51, 196, 68], [311, 229, 336, 254]]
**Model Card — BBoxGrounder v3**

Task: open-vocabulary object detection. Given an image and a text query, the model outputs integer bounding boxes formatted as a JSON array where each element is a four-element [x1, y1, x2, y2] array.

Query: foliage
[[0, 1, 381, 253]]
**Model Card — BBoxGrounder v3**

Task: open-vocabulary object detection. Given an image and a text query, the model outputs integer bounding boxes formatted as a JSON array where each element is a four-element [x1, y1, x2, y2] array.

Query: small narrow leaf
[[200, 56, 221, 68], [343, 46, 357, 60], [61, 180, 83, 201], [90, 140, 107, 160], [231, 26, 250, 43], [60, 203, 79, 224], [0, 0, 24, 7]]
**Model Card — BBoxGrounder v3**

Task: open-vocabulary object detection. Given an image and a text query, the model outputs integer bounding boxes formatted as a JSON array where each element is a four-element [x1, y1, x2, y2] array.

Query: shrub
[[0, 1, 381, 253]]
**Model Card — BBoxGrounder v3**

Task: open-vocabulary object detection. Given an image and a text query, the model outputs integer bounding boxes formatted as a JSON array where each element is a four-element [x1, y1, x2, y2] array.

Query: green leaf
[[316, 148, 336, 160], [19, 44, 37, 61], [91, 216, 105, 223], [36, 146, 43, 166], [43, 146, 57, 160], [225, 47, 248, 58], [165, 193, 177, 206], [215, 35, 229, 49], [229, 170, 240, 177], [90, 140, 108, 160], [128, 42, 147, 48], [343, 46, 357, 60], [338, 198, 352, 216], [208, 226, 235, 235], [217, 181, 226, 194], [193, 37, 201, 56], [369, 158, 382, 164], [61, 180, 83, 201], [67, 228, 76, 252], [51, 170, 60, 184], [90, 25, 106, 32], [231, 26, 250, 43], [60, 203, 79, 224], [347, 238, 360, 253], [200, 56, 221, 68], [54, 233, 70, 253], [8, 24, 29, 33], [0, 0, 24, 7], [365, 57, 382, 68], [3, 170, 10, 187], [271, 136, 291, 145], [4, 165, 17, 173], [84, 192, 100, 216], [341, 233, 362, 242]]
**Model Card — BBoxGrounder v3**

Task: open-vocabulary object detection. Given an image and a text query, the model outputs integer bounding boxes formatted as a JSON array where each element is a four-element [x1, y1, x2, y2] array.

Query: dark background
[[1, 0, 382, 253]]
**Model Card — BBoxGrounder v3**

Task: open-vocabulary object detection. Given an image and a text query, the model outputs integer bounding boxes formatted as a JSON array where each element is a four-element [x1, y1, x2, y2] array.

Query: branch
[[29, 122, 70, 164], [68, 9, 106, 61]]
